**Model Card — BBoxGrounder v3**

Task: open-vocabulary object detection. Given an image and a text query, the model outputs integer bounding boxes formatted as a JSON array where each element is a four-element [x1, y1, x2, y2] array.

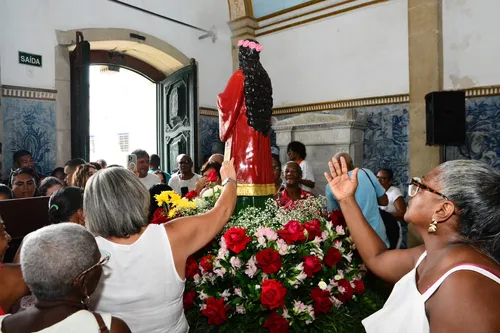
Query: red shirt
[[276, 188, 313, 209]]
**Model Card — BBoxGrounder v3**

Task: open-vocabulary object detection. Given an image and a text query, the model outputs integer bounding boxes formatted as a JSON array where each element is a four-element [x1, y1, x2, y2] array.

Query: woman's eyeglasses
[[73, 250, 111, 282], [408, 177, 449, 200]]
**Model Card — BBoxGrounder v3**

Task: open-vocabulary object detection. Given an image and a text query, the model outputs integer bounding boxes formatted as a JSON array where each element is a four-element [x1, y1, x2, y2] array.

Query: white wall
[[0, 0, 231, 107], [443, 0, 500, 89], [259, 0, 409, 107]]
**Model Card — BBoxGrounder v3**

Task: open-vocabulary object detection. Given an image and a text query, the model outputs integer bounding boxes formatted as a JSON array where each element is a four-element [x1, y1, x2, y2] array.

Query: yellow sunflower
[[155, 191, 181, 207]]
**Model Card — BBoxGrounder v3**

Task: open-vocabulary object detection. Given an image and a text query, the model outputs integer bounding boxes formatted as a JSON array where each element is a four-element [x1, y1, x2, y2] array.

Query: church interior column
[[227, 0, 258, 71], [408, 0, 443, 246]]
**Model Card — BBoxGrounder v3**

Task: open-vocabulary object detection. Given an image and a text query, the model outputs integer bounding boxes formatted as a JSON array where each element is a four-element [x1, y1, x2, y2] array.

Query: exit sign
[[19, 51, 42, 67]]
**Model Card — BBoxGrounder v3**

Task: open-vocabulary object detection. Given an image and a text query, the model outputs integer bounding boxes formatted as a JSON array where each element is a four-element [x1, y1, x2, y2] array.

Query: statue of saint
[[217, 39, 274, 203]]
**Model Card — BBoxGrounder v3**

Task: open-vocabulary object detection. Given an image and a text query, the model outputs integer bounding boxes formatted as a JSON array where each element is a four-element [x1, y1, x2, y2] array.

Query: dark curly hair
[[238, 39, 273, 136]]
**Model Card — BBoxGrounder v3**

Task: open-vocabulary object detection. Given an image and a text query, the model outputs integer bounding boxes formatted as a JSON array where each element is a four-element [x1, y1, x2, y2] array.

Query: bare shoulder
[[111, 316, 131, 333], [427, 269, 500, 333]]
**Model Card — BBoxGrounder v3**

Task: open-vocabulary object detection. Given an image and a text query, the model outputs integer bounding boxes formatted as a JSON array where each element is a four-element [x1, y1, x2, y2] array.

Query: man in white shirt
[[132, 149, 160, 189], [168, 154, 202, 196], [287, 141, 315, 192]]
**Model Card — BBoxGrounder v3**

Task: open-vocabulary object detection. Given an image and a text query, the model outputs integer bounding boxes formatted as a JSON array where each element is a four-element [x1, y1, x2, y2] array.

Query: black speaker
[[425, 91, 466, 146]]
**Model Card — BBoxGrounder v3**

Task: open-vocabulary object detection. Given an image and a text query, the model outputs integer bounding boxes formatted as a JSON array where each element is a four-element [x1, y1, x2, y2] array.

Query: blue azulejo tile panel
[[2, 97, 56, 175], [445, 96, 500, 169], [199, 115, 221, 162], [356, 104, 410, 196]]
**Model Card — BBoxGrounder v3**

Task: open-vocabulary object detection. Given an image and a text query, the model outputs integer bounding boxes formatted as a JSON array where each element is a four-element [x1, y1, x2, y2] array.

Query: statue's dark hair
[[238, 39, 273, 136]]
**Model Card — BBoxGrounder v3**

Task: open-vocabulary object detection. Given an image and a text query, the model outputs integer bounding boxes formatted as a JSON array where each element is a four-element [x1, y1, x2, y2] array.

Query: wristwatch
[[222, 178, 237, 186]]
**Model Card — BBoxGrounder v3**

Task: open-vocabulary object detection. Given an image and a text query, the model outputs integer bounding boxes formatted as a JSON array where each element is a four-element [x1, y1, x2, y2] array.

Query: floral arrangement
[[151, 178, 381, 332]]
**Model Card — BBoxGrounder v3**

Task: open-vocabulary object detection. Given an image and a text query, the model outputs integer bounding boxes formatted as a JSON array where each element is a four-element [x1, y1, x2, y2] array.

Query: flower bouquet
[[176, 196, 381, 332]]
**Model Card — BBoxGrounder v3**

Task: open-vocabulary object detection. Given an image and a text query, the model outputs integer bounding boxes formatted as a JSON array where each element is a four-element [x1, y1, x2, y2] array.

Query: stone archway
[[54, 28, 191, 166]]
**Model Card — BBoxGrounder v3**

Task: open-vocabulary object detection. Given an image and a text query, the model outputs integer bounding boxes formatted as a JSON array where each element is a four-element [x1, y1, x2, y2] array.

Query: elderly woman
[[85, 160, 237, 333], [0, 219, 29, 315], [0, 223, 130, 332], [274, 161, 313, 208], [72, 163, 97, 189], [325, 157, 500, 332]]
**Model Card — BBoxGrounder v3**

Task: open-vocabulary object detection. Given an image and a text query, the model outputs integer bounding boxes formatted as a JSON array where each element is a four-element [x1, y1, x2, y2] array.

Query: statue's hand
[[220, 158, 236, 181]]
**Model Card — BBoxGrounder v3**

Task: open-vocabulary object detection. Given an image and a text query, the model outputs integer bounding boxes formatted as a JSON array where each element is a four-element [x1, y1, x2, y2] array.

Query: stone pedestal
[[273, 110, 366, 196]]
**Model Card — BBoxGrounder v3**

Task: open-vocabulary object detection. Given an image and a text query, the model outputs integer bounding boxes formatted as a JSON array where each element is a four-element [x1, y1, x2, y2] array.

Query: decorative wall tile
[[276, 104, 410, 195], [2, 97, 56, 175], [445, 96, 500, 169]]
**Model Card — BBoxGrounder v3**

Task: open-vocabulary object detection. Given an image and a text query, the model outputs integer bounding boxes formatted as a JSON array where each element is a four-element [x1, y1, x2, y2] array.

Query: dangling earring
[[428, 218, 438, 234], [81, 281, 90, 309]]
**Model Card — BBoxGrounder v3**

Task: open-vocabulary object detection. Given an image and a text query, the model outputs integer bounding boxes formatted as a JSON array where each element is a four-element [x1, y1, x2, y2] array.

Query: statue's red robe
[[217, 69, 274, 196]]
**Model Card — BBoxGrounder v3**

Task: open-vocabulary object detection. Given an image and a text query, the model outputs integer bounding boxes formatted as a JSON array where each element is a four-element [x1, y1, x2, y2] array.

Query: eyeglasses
[[73, 250, 111, 282], [408, 177, 449, 200]]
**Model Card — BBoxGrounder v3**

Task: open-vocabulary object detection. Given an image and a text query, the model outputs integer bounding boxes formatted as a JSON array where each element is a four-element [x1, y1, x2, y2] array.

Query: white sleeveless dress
[[91, 224, 188, 333], [0, 310, 112, 332], [363, 251, 500, 333]]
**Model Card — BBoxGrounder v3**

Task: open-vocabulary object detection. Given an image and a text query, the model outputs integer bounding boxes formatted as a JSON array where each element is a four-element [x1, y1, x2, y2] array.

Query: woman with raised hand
[[85, 159, 237, 333], [325, 156, 500, 333]]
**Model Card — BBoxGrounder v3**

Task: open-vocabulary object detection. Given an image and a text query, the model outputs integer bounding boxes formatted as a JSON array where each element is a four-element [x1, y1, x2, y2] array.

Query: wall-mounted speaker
[[425, 91, 466, 146]]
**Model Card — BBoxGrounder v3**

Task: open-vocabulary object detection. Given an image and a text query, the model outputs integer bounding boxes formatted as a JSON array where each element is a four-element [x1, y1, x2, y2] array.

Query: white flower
[[336, 225, 345, 235], [326, 221, 333, 231], [330, 296, 343, 308], [236, 305, 246, 314], [257, 236, 266, 247], [245, 256, 258, 278], [343, 252, 353, 263], [318, 281, 327, 290], [255, 285, 261, 290], [193, 274, 201, 284], [321, 231, 329, 241], [283, 308, 290, 319], [297, 271, 307, 282], [221, 289, 231, 301], [234, 288, 243, 297], [199, 291, 209, 300], [312, 236, 322, 245], [230, 256, 242, 270], [202, 185, 223, 198], [199, 304, 207, 311], [214, 267, 227, 278]]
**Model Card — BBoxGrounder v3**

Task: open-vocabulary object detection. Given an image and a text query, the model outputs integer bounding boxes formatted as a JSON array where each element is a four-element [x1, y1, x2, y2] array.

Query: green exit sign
[[19, 51, 42, 67]]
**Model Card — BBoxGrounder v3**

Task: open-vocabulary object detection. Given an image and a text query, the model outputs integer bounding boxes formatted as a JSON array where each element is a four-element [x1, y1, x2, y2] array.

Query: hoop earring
[[428, 218, 438, 234]]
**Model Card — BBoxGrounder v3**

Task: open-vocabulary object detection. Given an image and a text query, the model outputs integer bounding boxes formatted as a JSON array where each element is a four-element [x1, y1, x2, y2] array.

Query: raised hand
[[220, 158, 237, 182], [324, 156, 359, 201]]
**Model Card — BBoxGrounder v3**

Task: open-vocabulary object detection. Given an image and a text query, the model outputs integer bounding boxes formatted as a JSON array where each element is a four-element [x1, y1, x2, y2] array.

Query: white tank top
[[91, 224, 188, 333], [0, 310, 112, 332], [363, 251, 500, 333]]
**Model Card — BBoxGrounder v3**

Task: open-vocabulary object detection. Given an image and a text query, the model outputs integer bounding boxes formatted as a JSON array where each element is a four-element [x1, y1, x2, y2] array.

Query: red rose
[[151, 208, 169, 224], [353, 279, 365, 295], [223, 227, 252, 254], [260, 279, 287, 310], [200, 254, 216, 273], [256, 248, 282, 274], [183, 288, 197, 310], [337, 278, 354, 302], [185, 190, 198, 199], [206, 169, 219, 182], [185, 255, 199, 279], [303, 219, 322, 240], [277, 220, 306, 245], [329, 210, 346, 227], [311, 287, 333, 314], [324, 247, 343, 267], [201, 297, 229, 326], [263, 311, 289, 333], [302, 255, 322, 277]]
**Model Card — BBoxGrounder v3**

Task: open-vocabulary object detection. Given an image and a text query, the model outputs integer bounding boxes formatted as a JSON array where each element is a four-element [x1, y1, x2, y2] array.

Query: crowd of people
[[1, 143, 499, 332]]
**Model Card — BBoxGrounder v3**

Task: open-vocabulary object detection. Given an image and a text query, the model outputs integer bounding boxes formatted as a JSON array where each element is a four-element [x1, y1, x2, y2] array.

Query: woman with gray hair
[[85, 159, 237, 333], [0, 223, 130, 332], [326, 157, 500, 333]]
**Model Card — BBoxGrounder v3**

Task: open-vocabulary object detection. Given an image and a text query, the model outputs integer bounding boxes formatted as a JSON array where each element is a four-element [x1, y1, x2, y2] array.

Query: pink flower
[[256, 44, 263, 52], [336, 225, 345, 236], [230, 256, 242, 270], [234, 288, 243, 297], [243, 40, 250, 47], [237, 40, 244, 46], [236, 305, 246, 314], [248, 41, 257, 49], [245, 256, 258, 278], [276, 239, 288, 255]]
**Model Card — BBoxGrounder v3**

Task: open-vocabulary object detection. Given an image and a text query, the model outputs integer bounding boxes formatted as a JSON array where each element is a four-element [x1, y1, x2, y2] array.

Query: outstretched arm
[[166, 159, 238, 279], [325, 157, 424, 284]]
